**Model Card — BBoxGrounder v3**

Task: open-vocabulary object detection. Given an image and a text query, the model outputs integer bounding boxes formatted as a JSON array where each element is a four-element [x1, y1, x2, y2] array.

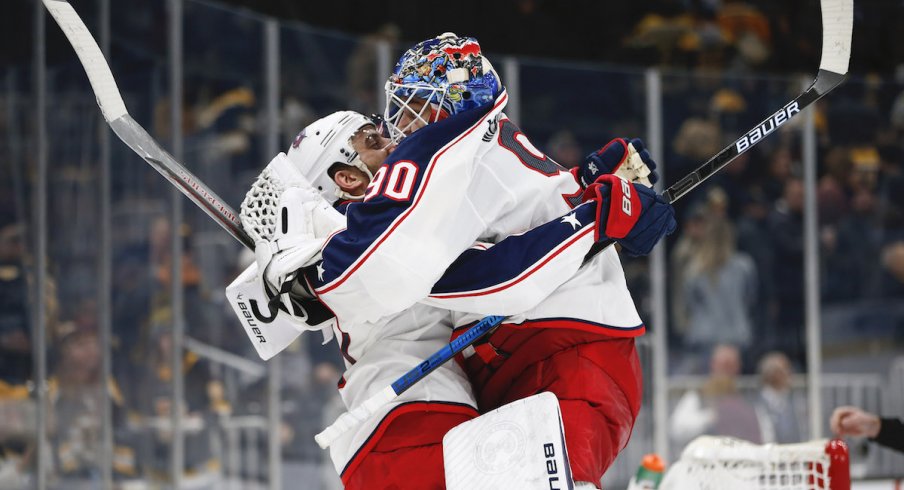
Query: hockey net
[[659, 436, 850, 490]]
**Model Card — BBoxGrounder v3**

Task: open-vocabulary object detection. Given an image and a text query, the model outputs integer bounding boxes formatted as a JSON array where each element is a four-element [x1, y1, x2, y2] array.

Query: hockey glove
[[225, 262, 335, 360], [572, 138, 659, 188], [583, 174, 676, 257]]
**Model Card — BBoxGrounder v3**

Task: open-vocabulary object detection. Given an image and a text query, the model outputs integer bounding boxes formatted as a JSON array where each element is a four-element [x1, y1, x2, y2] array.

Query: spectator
[[134, 317, 216, 483], [670, 202, 707, 344], [736, 188, 774, 334], [669, 344, 763, 449], [716, 0, 772, 70], [49, 322, 136, 487], [754, 351, 805, 444], [762, 145, 795, 204], [830, 406, 904, 453], [546, 129, 583, 168], [671, 117, 722, 178], [682, 200, 758, 368], [878, 241, 904, 299], [824, 188, 883, 301], [767, 177, 806, 364], [345, 23, 401, 115], [0, 223, 30, 385], [817, 148, 852, 227]]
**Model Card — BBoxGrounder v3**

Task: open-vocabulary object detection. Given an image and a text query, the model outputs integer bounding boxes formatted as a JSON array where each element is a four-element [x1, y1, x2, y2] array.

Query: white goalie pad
[[444, 392, 573, 490], [225, 263, 334, 360]]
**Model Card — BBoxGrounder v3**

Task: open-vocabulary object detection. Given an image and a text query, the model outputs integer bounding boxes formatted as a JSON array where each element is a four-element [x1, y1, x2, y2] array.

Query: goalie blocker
[[225, 263, 334, 360]]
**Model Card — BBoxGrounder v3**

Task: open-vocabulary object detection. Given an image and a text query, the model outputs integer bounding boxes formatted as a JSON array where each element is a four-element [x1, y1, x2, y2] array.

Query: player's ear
[[332, 168, 367, 194]]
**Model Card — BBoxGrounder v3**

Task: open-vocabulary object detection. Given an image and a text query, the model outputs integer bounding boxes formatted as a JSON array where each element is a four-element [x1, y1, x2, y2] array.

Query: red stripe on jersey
[[316, 92, 509, 295], [428, 224, 594, 299], [453, 318, 646, 340]]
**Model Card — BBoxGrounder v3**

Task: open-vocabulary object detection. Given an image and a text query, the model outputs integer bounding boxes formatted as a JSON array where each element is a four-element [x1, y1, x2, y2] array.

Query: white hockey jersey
[[305, 90, 642, 334]]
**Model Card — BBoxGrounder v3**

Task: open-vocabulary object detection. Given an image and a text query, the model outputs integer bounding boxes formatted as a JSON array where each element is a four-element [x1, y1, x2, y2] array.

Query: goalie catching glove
[[583, 174, 676, 257], [241, 152, 345, 289], [225, 152, 345, 360], [572, 137, 659, 188]]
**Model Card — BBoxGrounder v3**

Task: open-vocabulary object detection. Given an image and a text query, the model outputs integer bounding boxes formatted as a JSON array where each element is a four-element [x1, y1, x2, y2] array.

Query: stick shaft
[[43, 0, 254, 250]]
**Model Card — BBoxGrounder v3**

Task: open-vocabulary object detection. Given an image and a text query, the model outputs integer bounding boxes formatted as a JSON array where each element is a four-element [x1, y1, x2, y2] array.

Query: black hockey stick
[[585, 0, 852, 260]]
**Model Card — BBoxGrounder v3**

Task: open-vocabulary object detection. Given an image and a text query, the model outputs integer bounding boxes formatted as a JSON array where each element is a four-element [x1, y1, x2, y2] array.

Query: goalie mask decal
[[383, 33, 502, 141]]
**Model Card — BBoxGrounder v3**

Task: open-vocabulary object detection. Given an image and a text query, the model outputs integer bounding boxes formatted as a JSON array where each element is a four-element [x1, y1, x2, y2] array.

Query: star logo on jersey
[[316, 262, 325, 282], [588, 162, 599, 175], [560, 212, 581, 230]]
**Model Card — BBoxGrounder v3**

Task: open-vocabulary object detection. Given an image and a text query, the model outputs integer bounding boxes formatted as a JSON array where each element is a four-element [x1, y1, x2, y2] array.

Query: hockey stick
[[314, 0, 853, 449], [41, 0, 254, 251]]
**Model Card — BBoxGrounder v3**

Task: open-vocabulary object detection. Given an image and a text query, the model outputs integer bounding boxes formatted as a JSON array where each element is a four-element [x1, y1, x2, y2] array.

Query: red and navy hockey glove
[[571, 138, 659, 188], [583, 174, 676, 257]]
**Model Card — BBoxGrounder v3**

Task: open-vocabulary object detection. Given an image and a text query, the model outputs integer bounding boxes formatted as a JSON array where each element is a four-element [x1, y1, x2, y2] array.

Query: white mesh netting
[[660, 437, 839, 490], [240, 166, 285, 244]]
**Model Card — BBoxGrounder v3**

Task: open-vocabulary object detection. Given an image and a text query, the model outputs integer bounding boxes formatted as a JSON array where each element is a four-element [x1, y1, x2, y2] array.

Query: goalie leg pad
[[443, 392, 574, 490]]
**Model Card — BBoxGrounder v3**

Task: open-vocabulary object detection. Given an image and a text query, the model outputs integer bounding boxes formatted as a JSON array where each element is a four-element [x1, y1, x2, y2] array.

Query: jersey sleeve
[[424, 201, 599, 315], [304, 96, 509, 325]]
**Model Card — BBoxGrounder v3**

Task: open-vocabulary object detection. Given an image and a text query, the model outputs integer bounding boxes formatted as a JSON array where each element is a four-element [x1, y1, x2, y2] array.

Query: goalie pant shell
[[452, 324, 643, 485], [341, 402, 477, 489]]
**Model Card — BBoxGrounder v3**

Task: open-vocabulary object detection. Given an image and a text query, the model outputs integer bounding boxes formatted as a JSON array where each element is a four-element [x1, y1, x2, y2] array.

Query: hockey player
[[255, 34, 675, 487], [289, 113, 483, 489], [363, 34, 676, 486], [256, 111, 642, 488]]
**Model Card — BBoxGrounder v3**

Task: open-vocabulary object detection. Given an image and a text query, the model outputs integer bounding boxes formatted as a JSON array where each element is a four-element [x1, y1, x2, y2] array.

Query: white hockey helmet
[[286, 111, 376, 202]]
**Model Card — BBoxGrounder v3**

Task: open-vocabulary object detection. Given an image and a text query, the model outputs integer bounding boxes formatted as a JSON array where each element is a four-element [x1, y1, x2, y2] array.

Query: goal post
[[660, 436, 850, 490]]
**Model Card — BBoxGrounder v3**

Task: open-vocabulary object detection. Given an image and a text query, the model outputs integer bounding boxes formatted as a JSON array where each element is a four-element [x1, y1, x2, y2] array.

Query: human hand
[[582, 174, 676, 256], [830, 406, 881, 438], [574, 138, 659, 188]]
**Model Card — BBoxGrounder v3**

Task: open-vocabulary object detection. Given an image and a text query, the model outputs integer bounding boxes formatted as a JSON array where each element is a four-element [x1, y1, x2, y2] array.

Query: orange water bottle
[[626, 453, 666, 490]]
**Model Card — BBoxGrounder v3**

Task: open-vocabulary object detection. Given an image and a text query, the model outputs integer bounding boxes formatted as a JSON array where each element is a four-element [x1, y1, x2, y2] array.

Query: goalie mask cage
[[659, 437, 850, 490]]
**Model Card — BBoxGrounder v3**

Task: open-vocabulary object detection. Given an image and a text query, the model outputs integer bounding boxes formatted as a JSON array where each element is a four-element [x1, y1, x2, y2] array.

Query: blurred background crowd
[[2, 0, 904, 488]]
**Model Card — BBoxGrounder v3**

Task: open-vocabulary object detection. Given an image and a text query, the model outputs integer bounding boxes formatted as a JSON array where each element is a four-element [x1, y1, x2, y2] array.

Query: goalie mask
[[286, 111, 379, 202], [383, 33, 502, 142]]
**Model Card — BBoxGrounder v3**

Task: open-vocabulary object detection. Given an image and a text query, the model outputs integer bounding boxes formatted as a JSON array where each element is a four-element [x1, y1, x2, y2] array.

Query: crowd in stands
[[2, 0, 904, 486]]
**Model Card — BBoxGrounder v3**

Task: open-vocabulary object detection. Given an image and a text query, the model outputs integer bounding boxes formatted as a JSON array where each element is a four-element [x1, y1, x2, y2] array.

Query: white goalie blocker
[[444, 392, 576, 490], [225, 152, 346, 360]]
